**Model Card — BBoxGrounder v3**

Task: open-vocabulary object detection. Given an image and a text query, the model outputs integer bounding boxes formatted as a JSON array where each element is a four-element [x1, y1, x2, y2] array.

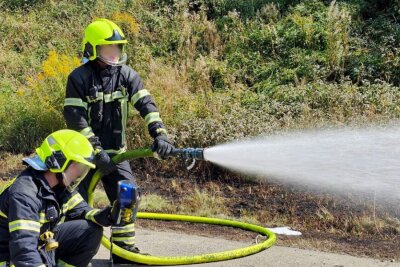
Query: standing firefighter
[[63, 18, 174, 262], [0, 130, 128, 267]]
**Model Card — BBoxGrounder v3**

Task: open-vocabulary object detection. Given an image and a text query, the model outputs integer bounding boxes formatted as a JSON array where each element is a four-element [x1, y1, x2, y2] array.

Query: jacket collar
[[30, 168, 57, 201], [90, 60, 119, 76]]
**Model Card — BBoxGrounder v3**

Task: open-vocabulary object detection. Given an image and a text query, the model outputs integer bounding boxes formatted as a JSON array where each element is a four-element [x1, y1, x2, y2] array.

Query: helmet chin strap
[[96, 57, 109, 68], [55, 173, 67, 189], [97, 57, 121, 67], [96, 52, 127, 67]]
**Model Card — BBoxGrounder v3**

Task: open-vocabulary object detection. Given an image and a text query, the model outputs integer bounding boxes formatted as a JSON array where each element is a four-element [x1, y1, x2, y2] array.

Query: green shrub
[[0, 93, 64, 153], [0, 50, 78, 153], [2, 0, 45, 10]]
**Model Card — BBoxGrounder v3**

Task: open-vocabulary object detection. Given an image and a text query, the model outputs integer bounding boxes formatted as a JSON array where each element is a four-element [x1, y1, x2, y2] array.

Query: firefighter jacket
[[63, 61, 167, 154], [0, 167, 112, 266]]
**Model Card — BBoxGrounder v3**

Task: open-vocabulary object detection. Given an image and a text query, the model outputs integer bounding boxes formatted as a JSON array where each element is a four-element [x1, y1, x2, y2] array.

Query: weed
[[179, 188, 228, 217], [140, 193, 173, 212]]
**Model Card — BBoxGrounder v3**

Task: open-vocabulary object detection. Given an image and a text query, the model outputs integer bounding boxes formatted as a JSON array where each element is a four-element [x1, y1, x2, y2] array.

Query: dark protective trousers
[[3, 220, 102, 267], [78, 160, 137, 249], [54, 220, 102, 267]]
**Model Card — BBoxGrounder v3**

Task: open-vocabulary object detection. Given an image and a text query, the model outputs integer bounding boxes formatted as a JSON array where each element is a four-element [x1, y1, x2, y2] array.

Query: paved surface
[[92, 228, 399, 267]]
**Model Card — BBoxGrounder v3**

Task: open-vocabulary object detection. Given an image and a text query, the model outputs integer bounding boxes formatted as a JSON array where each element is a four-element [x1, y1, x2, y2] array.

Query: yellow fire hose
[[87, 148, 276, 265]]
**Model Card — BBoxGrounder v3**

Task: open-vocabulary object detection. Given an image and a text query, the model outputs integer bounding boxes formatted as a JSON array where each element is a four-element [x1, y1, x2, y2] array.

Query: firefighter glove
[[95, 149, 116, 175], [110, 200, 134, 225], [152, 135, 174, 159]]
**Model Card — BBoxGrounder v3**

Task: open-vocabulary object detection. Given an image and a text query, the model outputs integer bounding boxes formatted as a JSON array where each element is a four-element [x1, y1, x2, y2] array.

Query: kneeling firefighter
[[0, 130, 132, 267], [63, 18, 175, 262]]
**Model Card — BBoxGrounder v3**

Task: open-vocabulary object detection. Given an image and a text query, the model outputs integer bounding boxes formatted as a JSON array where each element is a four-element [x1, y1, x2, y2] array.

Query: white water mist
[[204, 124, 400, 202]]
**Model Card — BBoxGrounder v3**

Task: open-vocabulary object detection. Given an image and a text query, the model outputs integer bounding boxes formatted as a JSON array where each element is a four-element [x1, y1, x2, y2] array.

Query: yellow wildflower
[[112, 12, 140, 36]]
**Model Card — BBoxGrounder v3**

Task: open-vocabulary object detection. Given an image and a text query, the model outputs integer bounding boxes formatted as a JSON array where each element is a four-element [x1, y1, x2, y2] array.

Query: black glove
[[87, 206, 113, 227], [152, 135, 175, 159], [110, 200, 120, 225], [110, 200, 134, 225], [95, 149, 116, 175], [89, 136, 102, 148]]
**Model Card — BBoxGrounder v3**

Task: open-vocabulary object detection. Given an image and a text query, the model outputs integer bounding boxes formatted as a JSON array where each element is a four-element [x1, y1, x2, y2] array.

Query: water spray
[[203, 124, 400, 203]]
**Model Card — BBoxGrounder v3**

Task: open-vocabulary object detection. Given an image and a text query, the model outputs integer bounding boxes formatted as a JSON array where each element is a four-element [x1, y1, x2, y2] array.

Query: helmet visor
[[62, 161, 91, 193], [97, 44, 127, 66]]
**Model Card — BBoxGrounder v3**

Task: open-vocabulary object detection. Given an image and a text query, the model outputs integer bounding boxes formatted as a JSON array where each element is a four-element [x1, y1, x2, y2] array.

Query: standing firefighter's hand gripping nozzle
[[170, 148, 206, 170]]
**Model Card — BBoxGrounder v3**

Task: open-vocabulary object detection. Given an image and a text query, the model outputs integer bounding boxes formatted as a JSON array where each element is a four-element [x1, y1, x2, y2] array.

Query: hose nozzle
[[172, 148, 205, 160], [171, 148, 205, 170]]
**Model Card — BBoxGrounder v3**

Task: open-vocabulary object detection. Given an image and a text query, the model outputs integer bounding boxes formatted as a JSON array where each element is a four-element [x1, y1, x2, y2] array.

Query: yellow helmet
[[23, 130, 96, 192], [35, 129, 95, 173], [82, 18, 128, 63]]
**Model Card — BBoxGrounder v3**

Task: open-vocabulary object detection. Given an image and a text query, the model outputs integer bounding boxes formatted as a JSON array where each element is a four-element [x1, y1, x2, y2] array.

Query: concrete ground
[[92, 228, 399, 267]]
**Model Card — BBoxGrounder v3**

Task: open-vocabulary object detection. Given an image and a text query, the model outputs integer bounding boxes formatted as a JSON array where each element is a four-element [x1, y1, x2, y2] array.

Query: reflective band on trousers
[[57, 259, 75, 267], [62, 194, 84, 214], [111, 223, 135, 234], [64, 98, 88, 109], [9, 219, 41, 233], [131, 89, 150, 106], [144, 112, 162, 126], [111, 236, 135, 245]]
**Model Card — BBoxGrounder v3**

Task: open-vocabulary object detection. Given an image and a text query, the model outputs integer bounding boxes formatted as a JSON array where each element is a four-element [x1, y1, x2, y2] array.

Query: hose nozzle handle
[[171, 148, 205, 161]]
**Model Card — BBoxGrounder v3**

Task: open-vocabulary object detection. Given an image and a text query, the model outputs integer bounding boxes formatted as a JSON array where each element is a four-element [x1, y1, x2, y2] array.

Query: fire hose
[[87, 148, 276, 265]]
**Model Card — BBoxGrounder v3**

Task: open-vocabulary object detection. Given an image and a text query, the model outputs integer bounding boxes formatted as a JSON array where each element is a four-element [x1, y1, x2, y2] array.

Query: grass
[[352, 214, 400, 236], [140, 193, 172, 212], [0, 152, 24, 178], [238, 209, 261, 225], [178, 188, 229, 218]]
